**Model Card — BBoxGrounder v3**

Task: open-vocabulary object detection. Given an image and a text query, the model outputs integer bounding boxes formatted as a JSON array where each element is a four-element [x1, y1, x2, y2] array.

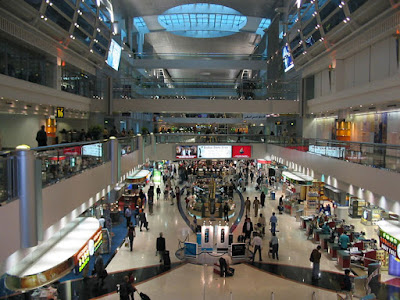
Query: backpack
[[309, 252, 314, 262]]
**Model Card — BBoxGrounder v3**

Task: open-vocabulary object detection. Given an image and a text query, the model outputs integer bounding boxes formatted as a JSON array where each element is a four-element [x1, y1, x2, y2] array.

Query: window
[[52, 0, 75, 19], [303, 18, 317, 36], [289, 35, 301, 51], [319, 0, 340, 21], [348, 0, 368, 14], [45, 6, 71, 32], [24, 0, 41, 10], [323, 10, 345, 34], [77, 15, 94, 35], [74, 29, 91, 46], [292, 45, 304, 58], [96, 33, 109, 48]]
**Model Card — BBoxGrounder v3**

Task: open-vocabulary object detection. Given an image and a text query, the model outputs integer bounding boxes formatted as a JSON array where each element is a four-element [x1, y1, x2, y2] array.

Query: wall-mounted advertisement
[[282, 45, 294, 72], [176, 145, 197, 159], [198, 145, 232, 159], [82, 143, 102, 157], [232, 146, 252, 158]]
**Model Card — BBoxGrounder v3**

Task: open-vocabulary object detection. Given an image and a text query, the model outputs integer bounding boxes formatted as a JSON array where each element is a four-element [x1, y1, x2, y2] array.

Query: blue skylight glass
[[256, 18, 271, 36], [158, 3, 247, 38], [134, 17, 150, 34]]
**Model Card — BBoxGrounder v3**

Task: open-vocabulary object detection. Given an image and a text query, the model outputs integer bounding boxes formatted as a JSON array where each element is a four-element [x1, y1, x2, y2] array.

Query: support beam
[[112, 99, 299, 114], [132, 59, 268, 70]]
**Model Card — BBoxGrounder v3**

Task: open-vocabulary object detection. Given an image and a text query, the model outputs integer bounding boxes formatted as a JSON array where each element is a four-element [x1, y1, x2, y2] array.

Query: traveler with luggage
[[156, 232, 166, 263], [139, 210, 149, 231], [118, 275, 136, 300]]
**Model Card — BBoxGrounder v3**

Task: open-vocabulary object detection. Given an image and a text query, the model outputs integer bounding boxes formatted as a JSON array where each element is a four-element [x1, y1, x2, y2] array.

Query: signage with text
[[198, 145, 232, 159], [379, 229, 400, 260], [232, 145, 252, 158], [56, 107, 64, 118], [82, 143, 102, 157]]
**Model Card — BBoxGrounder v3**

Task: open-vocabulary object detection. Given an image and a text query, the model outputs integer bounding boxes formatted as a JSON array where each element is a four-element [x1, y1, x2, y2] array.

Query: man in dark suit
[[156, 232, 166, 263], [242, 217, 253, 242]]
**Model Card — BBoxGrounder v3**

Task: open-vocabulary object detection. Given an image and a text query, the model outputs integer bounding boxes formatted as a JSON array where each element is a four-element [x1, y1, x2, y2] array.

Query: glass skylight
[[256, 18, 271, 36], [158, 3, 247, 38]]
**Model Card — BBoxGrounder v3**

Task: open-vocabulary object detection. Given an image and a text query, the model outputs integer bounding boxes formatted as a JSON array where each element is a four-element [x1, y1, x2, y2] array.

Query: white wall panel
[[42, 162, 112, 230], [344, 55, 355, 89], [354, 47, 370, 86], [321, 69, 330, 96], [267, 144, 400, 214], [370, 38, 390, 82], [314, 72, 322, 98], [0, 200, 20, 265]]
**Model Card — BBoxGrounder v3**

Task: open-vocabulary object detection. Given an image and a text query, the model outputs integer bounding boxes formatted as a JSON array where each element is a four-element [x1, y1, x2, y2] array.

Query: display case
[[349, 198, 366, 218], [361, 206, 381, 225]]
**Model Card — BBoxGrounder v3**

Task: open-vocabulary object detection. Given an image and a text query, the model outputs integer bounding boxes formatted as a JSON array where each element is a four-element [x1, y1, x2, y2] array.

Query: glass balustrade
[[1, 133, 400, 205]]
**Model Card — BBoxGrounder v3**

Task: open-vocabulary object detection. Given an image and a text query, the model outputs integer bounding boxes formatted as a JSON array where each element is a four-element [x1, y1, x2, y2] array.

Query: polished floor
[[4, 170, 398, 299], [101, 172, 398, 299]]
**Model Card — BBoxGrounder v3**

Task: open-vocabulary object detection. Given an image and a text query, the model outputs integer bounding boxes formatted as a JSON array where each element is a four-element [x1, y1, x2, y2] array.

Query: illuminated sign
[[153, 170, 162, 183], [198, 145, 232, 159], [232, 146, 252, 158], [176, 145, 197, 159], [76, 228, 103, 272], [56, 107, 64, 118], [379, 229, 400, 260]]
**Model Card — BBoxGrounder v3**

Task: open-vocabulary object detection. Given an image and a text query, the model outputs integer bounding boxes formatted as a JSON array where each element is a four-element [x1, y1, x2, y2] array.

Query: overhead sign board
[[198, 145, 232, 159]]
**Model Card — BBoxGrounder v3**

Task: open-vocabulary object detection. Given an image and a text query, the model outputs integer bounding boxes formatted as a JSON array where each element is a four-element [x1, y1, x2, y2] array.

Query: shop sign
[[56, 107, 64, 118], [379, 229, 400, 260], [76, 228, 103, 272]]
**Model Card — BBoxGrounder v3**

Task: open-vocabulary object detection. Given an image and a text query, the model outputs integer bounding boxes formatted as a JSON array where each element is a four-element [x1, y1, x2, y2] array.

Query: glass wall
[[0, 36, 55, 88]]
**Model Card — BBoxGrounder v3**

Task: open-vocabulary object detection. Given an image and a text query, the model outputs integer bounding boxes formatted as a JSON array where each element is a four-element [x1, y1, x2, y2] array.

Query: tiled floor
[[98, 170, 398, 299]]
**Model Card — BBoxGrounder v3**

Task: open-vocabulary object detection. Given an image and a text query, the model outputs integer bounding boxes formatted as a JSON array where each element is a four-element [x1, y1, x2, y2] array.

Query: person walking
[[223, 202, 229, 222], [139, 209, 149, 231], [118, 275, 136, 300], [250, 171, 254, 184], [310, 245, 322, 280], [127, 222, 136, 252], [245, 197, 251, 216], [270, 232, 279, 260], [156, 186, 161, 200], [242, 217, 253, 243], [253, 197, 260, 218], [251, 233, 263, 262], [94, 252, 106, 286], [36, 125, 47, 147], [124, 207, 132, 228], [258, 213, 266, 235], [270, 212, 278, 234], [156, 232, 166, 263], [260, 191, 266, 208]]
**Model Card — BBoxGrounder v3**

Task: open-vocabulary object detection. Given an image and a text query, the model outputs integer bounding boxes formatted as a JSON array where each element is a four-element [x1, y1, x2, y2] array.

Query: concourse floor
[[99, 174, 400, 299]]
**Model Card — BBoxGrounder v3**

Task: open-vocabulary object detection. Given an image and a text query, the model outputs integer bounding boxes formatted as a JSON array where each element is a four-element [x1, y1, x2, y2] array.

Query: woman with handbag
[[127, 222, 136, 252]]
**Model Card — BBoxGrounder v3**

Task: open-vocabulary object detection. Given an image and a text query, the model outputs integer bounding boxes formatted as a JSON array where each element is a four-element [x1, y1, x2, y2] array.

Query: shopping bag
[[124, 237, 129, 248]]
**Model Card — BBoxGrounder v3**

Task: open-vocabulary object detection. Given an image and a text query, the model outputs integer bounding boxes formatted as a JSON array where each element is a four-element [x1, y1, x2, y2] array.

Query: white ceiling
[[113, 0, 285, 80]]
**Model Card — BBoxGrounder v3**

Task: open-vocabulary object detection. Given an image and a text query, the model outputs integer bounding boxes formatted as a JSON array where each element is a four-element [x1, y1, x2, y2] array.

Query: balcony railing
[[1, 133, 399, 204]]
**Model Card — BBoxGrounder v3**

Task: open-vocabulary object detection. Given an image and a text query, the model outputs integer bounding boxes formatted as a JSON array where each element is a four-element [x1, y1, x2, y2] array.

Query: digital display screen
[[283, 45, 294, 72], [176, 145, 197, 159], [231, 243, 246, 257], [82, 143, 102, 157], [106, 39, 122, 71], [198, 145, 232, 159], [232, 145, 252, 158]]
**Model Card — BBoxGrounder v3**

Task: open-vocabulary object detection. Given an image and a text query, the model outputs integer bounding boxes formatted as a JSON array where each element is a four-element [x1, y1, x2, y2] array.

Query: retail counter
[[337, 250, 351, 269], [320, 234, 330, 251], [328, 242, 340, 260]]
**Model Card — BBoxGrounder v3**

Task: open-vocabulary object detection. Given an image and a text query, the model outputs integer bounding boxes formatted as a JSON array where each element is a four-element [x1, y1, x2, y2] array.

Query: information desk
[[337, 250, 351, 269], [328, 242, 340, 260]]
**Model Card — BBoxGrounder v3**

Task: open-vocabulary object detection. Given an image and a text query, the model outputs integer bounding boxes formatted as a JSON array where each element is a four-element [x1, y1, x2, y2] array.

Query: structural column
[[108, 137, 120, 185], [15, 145, 39, 248]]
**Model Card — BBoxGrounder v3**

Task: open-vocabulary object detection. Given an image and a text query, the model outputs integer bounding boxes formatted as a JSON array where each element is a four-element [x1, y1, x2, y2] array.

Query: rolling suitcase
[[163, 250, 171, 267], [136, 290, 151, 300]]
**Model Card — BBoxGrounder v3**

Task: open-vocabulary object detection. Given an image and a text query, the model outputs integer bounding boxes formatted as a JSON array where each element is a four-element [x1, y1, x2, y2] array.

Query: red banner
[[232, 146, 252, 158]]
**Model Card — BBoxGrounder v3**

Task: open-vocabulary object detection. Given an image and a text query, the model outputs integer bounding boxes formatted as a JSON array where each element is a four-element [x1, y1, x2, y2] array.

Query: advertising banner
[[232, 146, 252, 158], [198, 145, 231, 159], [176, 145, 197, 159]]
